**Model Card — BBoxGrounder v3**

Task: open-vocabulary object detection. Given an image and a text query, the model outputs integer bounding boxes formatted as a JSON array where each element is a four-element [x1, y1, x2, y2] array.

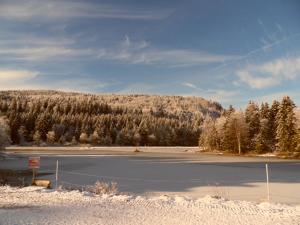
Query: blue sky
[[0, 0, 300, 107]]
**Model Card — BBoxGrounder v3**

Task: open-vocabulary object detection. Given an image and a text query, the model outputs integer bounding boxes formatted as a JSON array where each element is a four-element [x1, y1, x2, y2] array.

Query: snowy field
[[1, 152, 300, 204], [0, 186, 299, 225]]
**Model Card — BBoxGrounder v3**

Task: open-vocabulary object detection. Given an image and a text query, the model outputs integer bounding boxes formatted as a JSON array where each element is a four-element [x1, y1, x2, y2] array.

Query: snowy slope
[[0, 186, 299, 225]]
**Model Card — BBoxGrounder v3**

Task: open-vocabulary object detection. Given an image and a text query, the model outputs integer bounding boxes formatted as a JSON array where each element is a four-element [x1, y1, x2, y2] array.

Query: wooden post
[[32, 169, 35, 184], [266, 164, 270, 202], [55, 160, 59, 189]]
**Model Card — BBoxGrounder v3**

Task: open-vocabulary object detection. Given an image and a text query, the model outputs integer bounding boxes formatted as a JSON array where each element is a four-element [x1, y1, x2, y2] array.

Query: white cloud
[[0, 70, 38, 80], [0, 69, 40, 90], [0, 69, 115, 92], [236, 70, 280, 89], [236, 57, 300, 89], [0, 1, 172, 21]]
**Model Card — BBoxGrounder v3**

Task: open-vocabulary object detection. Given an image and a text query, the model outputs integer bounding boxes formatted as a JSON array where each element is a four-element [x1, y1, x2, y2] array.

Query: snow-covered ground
[[0, 186, 299, 225]]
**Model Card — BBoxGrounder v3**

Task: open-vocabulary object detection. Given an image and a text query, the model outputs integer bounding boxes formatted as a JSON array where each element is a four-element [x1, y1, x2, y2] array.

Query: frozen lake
[[1, 153, 300, 204]]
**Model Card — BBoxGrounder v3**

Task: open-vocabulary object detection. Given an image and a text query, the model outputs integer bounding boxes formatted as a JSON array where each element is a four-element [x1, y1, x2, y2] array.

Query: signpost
[[28, 157, 40, 183]]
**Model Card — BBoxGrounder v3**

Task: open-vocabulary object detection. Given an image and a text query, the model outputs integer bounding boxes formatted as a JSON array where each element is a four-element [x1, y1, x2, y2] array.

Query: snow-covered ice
[[0, 186, 299, 225]]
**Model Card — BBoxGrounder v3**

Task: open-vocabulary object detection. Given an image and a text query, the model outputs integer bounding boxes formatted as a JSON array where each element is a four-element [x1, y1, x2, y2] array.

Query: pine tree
[[33, 131, 41, 145], [268, 100, 280, 151], [35, 113, 52, 141], [8, 112, 21, 144], [255, 103, 271, 153], [255, 118, 269, 153], [276, 96, 297, 152], [245, 101, 260, 150]]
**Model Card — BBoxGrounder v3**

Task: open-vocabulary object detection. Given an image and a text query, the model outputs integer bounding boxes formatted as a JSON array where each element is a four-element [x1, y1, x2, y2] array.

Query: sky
[[0, 0, 300, 107]]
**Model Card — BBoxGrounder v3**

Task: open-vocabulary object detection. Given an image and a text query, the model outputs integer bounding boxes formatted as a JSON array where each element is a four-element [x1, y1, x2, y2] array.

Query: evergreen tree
[[276, 96, 297, 152], [35, 113, 52, 141], [255, 118, 269, 153], [8, 113, 21, 144], [33, 131, 41, 145], [245, 101, 260, 150], [268, 100, 280, 151]]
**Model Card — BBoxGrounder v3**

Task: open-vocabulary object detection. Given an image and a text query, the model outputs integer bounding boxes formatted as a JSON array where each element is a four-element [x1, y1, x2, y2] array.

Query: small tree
[[226, 111, 249, 154], [33, 131, 41, 145], [199, 117, 217, 151], [71, 136, 77, 145], [79, 132, 88, 144], [46, 131, 56, 144], [91, 130, 100, 144]]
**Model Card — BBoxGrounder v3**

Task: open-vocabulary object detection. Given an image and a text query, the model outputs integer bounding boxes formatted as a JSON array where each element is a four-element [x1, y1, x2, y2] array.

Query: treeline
[[0, 90, 223, 147], [199, 96, 300, 154]]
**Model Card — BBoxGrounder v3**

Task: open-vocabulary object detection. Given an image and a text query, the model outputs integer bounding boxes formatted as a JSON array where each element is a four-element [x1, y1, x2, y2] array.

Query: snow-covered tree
[[199, 117, 217, 151], [0, 117, 10, 148], [225, 111, 249, 154], [245, 101, 260, 150], [276, 96, 297, 152]]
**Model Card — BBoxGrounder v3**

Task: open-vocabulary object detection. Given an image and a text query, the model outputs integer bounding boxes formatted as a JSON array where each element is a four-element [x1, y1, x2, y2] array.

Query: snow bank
[[0, 186, 299, 225]]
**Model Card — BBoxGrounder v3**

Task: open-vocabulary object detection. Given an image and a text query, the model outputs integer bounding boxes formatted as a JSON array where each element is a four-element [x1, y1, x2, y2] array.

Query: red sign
[[29, 157, 40, 169]]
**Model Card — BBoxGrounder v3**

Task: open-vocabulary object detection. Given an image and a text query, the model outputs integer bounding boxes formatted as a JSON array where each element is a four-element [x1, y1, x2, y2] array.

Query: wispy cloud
[[0, 33, 236, 66], [0, 47, 93, 61], [182, 82, 197, 89], [0, 0, 173, 21], [0, 35, 93, 61], [236, 57, 300, 89], [97, 36, 238, 67], [208, 31, 300, 74]]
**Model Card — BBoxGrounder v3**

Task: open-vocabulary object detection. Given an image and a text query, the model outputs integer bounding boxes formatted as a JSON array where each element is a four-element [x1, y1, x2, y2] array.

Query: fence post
[[265, 163, 270, 202], [56, 160, 59, 190]]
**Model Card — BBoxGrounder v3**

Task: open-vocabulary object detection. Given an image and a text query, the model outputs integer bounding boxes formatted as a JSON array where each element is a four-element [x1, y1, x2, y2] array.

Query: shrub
[[86, 181, 118, 195]]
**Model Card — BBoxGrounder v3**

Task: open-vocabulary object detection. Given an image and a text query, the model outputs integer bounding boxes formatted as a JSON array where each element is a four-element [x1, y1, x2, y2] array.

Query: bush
[[86, 181, 118, 195]]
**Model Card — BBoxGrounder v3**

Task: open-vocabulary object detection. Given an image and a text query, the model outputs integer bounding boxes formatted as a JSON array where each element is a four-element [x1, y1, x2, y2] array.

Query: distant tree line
[[199, 96, 300, 155], [0, 91, 223, 147]]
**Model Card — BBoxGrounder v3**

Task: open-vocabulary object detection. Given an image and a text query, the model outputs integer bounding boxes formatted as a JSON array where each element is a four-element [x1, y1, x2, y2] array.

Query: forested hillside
[[0, 90, 223, 146]]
